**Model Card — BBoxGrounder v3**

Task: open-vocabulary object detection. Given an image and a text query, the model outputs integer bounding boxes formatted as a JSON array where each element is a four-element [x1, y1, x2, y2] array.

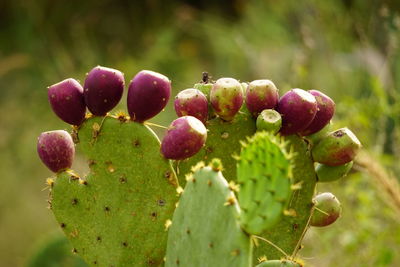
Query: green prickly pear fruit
[[312, 127, 361, 166], [210, 77, 244, 121], [48, 78, 86, 125], [84, 66, 125, 116], [310, 192, 341, 227], [245, 80, 279, 117], [161, 116, 207, 160], [127, 70, 171, 122], [255, 259, 302, 267], [174, 88, 208, 123], [37, 130, 75, 173], [316, 161, 353, 182], [256, 109, 282, 134]]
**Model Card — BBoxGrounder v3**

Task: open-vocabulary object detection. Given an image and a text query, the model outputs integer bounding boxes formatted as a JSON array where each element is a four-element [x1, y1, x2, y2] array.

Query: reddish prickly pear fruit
[[210, 77, 243, 121], [312, 127, 361, 166], [127, 70, 171, 122], [310, 192, 341, 227], [174, 89, 208, 123], [83, 66, 125, 116], [300, 90, 335, 136], [277, 88, 317, 135], [256, 109, 282, 134], [161, 116, 207, 160], [37, 130, 75, 173], [48, 78, 86, 125], [245, 79, 279, 116]]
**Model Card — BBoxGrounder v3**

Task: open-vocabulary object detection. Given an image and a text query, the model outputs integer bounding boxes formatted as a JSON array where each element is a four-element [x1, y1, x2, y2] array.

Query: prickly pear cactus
[[165, 161, 253, 267], [50, 116, 178, 266], [236, 132, 293, 235]]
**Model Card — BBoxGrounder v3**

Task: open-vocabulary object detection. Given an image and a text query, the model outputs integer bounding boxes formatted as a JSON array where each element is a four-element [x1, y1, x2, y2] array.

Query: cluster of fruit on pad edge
[[37, 67, 361, 267]]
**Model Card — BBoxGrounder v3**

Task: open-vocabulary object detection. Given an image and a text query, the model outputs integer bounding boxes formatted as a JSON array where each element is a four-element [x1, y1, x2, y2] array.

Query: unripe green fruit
[[256, 109, 282, 134], [310, 192, 341, 227], [316, 161, 353, 182]]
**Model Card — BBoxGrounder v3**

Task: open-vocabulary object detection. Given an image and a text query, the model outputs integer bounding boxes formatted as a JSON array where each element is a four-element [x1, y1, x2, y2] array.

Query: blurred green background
[[1, 0, 400, 266]]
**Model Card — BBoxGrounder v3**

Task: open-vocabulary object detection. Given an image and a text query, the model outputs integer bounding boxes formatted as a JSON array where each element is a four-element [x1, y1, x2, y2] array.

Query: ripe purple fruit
[[277, 88, 318, 135], [312, 128, 361, 166], [127, 70, 171, 122], [245, 79, 279, 116], [210, 78, 243, 121], [300, 90, 335, 136], [310, 192, 341, 227], [48, 78, 86, 125], [37, 130, 75, 173], [174, 89, 208, 123], [161, 116, 207, 160], [83, 66, 125, 116]]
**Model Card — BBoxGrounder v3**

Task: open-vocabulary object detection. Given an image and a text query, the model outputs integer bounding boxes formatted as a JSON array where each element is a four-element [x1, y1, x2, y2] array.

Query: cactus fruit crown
[[38, 67, 361, 266]]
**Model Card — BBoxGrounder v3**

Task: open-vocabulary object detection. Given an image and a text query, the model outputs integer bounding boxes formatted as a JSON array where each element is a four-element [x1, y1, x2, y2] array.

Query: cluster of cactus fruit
[[37, 66, 361, 267]]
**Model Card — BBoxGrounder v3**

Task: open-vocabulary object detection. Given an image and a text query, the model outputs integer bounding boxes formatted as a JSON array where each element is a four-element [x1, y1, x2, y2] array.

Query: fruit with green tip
[[256, 109, 282, 134], [48, 78, 86, 125], [300, 90, 335, 136], [210, 77, 243, 121], [312, 127, 361, 166], [84, 66, 124, 116], [316, 161, 353, 182], [255, 260, 302, 267], [245, 79, 279, 116], [161, 116, 207, 160], [37, 130, 75, 173], [310, 192, 341, 227], [127, 70, 171, 122], [277, 88, 317, 135], [174, 88, 208, 123]]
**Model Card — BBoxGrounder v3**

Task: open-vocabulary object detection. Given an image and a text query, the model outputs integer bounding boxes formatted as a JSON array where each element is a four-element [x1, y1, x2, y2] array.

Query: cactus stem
[[291, 205, 315, 258], [252, 235, 289, 258]]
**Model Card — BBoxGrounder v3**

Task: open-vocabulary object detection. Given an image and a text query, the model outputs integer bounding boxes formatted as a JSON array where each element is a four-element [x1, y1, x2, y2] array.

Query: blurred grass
[[1, 0, 400, 266]]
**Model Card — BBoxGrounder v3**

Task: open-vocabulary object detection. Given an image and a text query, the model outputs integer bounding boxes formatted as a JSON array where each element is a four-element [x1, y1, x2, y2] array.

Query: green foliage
[[50, 116, 178, 266], [237, 132, 293, 235], [165, 163, 252, 267]]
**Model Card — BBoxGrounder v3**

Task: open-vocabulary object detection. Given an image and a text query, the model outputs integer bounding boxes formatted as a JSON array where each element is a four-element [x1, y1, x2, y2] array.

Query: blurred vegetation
[[1, 0, 400, 266]]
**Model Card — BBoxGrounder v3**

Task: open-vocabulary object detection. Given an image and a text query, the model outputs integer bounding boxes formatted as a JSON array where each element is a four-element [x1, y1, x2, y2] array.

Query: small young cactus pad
[[165, 163, 252, 267], [48, 78, 86, 125], [310, 192, 341, 227], [83, 66, 125, 116], [237, 132, 293, 235], [50, 116, 178, 266], [37, 130, 75, 173], [127, 70, 171, 122], [161, 116, 207, 160]]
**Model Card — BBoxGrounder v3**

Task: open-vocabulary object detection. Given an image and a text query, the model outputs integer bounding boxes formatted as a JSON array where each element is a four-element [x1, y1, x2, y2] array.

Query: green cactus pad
[[176, 111, 256, 185], [255, 259, 302, 267], [254, 135, 317, 260], [237, 132, 293, 235], [49, 116, 178, 266], [165, 163, 252, 267]]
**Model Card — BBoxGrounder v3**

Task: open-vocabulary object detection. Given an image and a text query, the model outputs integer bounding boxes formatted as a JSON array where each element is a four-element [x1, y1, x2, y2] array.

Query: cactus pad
[[165, 163, 252, 267], [237, 132, 293, 235], [49, 116, 178, 266]]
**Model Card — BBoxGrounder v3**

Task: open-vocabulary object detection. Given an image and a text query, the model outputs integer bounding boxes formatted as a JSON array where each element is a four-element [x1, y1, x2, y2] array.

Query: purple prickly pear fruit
[[276, 88, 318, 135], [210, 77, 243, 121], [174, 89, 208, 123], [310, 192, 341, 227], [256, 109, 282, 134], [245, 79, 279, 116], [48, 78, 86, 125], [300, 90, 335, 136], [127, 70, 171, 122], [161, 116, 207, 160], [83, 66, 125, 116], [312, 127, 361, 166], [37, 130, 75, 173]]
